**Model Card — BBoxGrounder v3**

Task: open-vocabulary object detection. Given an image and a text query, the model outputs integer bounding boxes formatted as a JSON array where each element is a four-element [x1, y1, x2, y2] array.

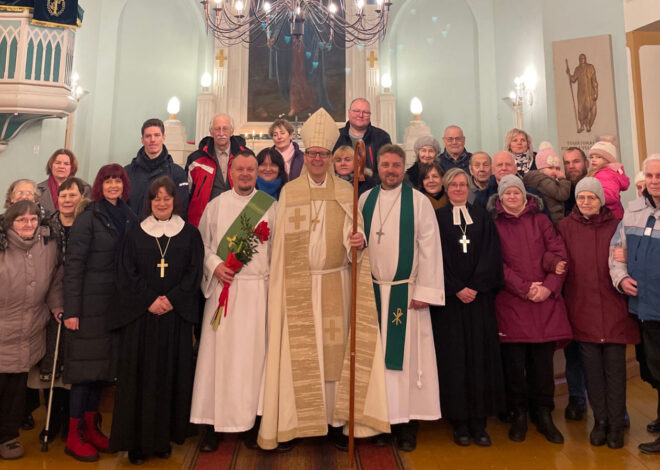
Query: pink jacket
[[593, 164, 629, 219]]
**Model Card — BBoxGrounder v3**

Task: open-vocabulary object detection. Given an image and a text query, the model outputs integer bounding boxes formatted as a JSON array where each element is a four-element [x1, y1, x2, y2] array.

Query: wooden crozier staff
[[349, 140, 366, 466]]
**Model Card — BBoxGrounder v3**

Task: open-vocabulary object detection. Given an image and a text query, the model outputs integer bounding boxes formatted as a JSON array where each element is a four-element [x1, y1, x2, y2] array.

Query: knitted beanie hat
[[414, 135, 440, 156], [535, 141, 562, 170], [589, 141, 618, 163], [575, 176, 605, 206], [498, 174, 527, 199]]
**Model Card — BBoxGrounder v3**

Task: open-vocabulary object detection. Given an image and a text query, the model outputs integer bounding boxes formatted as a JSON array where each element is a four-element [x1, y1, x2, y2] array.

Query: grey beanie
[[498, 174, 526, 198], [575, 176, 605, 206], [414, 135, 440, 156]]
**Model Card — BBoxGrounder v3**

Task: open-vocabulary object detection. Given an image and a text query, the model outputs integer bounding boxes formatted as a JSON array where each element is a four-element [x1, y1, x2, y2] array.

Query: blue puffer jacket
[[610, 193, 660, 321]]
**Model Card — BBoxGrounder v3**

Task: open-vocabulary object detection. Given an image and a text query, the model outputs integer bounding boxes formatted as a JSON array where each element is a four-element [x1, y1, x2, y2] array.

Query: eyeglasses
[[305, 151, 331, 159], [448, 182, 469, 189], [14, 216, 38, 225], [350, 109, 371, 116], [444, 137, 465, 143], [13, 190, 34, 197], [211, 126, 232, 134]]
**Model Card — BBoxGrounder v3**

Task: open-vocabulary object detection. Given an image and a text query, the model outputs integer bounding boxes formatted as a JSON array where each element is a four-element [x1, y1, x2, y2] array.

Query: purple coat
[[488, 194, 572, 344], [556, 206, 639, 344]]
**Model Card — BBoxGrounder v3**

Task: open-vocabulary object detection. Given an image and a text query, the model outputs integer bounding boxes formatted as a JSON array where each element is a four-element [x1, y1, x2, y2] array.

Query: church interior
[[2, 0, 660, 469]]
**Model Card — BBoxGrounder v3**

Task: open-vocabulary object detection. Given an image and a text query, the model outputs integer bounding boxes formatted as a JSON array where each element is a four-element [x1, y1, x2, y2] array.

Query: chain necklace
[[155, 236, 172, 278], [376, 190, 401, 244]]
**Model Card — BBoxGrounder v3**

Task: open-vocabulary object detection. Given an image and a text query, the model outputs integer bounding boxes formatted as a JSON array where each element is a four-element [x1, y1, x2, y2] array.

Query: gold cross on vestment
[[392, 308, 403, 326], [324, 318, 341, 342], [216, 49, 227, 68], [367, 50, 378, 68], [289, 207, 306, 230], [157, 258, 168, 278]]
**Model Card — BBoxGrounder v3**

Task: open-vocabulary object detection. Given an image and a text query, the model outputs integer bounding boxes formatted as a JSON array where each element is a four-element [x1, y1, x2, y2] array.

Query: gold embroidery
[[392, 308, 403, 326]]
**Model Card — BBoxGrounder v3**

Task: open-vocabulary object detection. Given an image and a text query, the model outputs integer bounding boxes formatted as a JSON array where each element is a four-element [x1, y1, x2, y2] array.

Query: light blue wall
[[0, 0, 213, 206], [384, 0, 481, 149]]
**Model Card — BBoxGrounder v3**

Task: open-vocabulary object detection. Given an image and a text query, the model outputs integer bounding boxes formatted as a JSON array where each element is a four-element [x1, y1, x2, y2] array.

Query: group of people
[[1, 96, 660, 465]]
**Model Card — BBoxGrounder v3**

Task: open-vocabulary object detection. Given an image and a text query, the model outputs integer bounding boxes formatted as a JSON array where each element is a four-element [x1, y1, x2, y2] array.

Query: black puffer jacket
[[63, 200, 138, 384]]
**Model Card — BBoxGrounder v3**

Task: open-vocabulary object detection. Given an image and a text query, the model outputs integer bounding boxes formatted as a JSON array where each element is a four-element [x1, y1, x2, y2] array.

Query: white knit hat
[[589, 141, 618, 163]]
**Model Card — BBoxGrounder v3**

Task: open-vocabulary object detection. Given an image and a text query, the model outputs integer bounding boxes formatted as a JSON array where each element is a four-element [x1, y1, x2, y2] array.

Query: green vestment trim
[[362, 183, 414, 370]]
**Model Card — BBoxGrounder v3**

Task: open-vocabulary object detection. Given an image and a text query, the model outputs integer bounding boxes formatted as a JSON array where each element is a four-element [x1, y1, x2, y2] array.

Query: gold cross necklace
[[155, 236, 172, 278]]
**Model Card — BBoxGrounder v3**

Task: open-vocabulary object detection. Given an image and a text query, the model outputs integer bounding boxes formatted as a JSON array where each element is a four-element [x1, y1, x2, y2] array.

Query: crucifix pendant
[[459, 234, 470, 253], [311, 218, 320, 231], [376, 228, 385, 244], [157, 257, 168, 278]]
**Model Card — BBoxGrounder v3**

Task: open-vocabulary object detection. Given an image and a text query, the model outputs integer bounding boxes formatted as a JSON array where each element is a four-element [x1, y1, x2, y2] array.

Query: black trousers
[[640, 320, 660, 387], [579, 342, 626, 429], [500, 342, 555, 412], [0, 373, 27, 444]]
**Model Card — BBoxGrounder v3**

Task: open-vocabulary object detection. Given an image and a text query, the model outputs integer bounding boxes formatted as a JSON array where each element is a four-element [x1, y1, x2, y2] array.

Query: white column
[[379, 91, 397, 143], [195, 91, 215, 144], [164, 119, 188, 167]]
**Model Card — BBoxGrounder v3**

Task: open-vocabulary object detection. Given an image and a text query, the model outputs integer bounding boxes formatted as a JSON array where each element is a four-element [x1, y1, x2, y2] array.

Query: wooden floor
[[5, 377, 660, 469]]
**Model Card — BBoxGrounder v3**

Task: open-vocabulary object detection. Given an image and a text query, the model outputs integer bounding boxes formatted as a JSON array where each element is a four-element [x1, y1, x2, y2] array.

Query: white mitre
[[300, 107, 339, 151]]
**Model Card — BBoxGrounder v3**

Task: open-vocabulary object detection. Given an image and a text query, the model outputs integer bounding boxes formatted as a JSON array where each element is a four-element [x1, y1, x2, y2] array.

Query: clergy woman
[[431, 168, 505, 447], [109, 176, 203, 465]]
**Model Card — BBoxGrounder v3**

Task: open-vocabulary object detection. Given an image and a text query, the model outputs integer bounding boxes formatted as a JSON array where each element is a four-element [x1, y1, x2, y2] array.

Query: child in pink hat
[[587, 140, 629, 219]]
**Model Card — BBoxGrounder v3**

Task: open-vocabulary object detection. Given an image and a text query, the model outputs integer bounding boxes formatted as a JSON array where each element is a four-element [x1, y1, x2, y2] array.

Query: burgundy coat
[[488, 194, 572, 344], [556, 206, 640, 344]]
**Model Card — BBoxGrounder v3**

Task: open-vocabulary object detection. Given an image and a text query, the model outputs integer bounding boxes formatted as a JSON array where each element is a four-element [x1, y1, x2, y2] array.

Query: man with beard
[[359, 144, 445, 451], [124, 119, 189, 219], [563, 147, 589, 214]]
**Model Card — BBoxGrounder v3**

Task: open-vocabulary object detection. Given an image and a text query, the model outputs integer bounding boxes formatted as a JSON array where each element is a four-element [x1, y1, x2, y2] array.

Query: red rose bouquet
[[211, 215, 270, 330]]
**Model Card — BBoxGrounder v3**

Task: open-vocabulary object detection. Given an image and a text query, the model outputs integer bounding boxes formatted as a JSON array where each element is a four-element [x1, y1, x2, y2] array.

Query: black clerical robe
[[431, 203, 506, 421], [109, 223, 203, 454]]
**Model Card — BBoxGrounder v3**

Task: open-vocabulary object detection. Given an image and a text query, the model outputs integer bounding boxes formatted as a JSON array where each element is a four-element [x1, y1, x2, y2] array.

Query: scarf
[[102, 199, 128, 237], [257, 177, 283, 200], [514, 152, 533, 177], [48, 174, 60, 211]]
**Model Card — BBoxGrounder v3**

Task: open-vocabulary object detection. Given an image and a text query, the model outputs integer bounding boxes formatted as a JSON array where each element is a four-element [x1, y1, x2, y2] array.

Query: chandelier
[[200, 0, 392, 49]]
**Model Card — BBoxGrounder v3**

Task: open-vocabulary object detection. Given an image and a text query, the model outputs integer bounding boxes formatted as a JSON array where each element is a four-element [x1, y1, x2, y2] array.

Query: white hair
[[643, 154, 660, 173], [209, 113, 235, 130]]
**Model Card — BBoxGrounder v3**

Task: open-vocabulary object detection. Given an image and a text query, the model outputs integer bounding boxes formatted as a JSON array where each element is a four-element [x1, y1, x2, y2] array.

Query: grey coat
[[0, 226, 63, 373]]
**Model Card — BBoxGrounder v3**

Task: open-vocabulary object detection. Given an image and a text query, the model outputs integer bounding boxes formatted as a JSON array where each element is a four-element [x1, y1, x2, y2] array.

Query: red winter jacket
[[556, 206, 639, 344], [488, 194, 572, 344]]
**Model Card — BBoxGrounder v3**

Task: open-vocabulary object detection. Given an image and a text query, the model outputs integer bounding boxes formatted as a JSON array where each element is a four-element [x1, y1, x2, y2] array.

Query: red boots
[[65, 417, 98, 462], [83, 411, 110, 452], [64, 413, 110, 462]]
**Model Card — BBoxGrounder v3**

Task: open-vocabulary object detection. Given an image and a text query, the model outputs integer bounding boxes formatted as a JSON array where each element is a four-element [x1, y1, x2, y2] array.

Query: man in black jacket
[[124, 118, 189, 219], [185, 113, 248, 228], [333, 98, 391, 181]]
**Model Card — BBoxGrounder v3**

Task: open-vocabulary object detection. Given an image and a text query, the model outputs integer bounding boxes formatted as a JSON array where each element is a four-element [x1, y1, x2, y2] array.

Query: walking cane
[[41, 313, 63, 452], [348, 140, 366, 467], [565, 58, 580, 132]]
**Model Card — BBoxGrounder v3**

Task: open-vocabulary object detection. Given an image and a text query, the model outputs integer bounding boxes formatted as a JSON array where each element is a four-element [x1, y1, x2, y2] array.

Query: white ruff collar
[[452, 205, 473, 226], [141, 214, 185, 237]]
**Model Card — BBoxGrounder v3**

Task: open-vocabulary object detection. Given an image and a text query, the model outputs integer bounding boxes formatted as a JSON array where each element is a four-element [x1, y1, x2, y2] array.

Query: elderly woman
[[63, 164, 138, 462], [405, 135, 440, 189], [110, 176, 203, 464], [30, 177, 87, 442], [419, 162, 448, 210], [0, 200, 63, 459], [431, 168, 504, 447], [556, 177, 639, 449], [269, 118, 304, 180], [504, 128, 536, 177], [333, 145, 375, 195], [37, 149, 91, 215], [256, 148, 288, 199], [487, 174, 572, 444]]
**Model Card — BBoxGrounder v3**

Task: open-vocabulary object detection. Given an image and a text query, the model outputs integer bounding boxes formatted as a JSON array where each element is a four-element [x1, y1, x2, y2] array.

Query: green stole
[[216, 190, 275, 261], [362, 183, 414, 370]]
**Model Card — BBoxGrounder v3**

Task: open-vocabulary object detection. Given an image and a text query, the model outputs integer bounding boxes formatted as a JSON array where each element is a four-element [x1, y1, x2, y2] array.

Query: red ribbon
[[211, 252, 244, 329]]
